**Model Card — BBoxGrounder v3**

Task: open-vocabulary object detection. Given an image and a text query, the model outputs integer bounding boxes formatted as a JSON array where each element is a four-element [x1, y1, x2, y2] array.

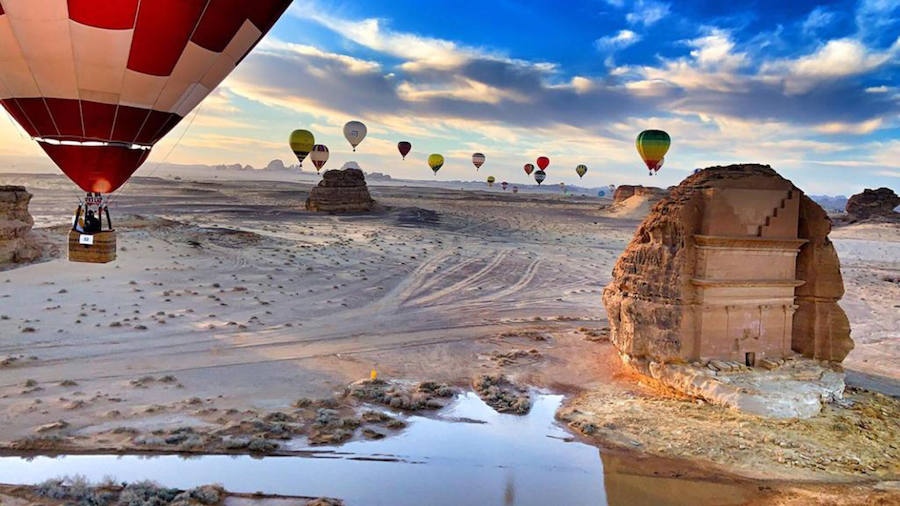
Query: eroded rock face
[[0, 185, 41, 264], [602, 164, 853, 368], [612, 184, 667, 204], [305, 168, 375, 213], [845, 187, 899, 220]]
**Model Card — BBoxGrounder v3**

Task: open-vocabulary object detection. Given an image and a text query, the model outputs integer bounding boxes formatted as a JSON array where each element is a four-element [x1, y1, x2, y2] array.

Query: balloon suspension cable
[[106, 105, 203, 208]]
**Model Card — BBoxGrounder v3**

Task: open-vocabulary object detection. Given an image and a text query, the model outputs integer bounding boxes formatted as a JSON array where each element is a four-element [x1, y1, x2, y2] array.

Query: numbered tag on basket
[[79, 234, 94, 246]]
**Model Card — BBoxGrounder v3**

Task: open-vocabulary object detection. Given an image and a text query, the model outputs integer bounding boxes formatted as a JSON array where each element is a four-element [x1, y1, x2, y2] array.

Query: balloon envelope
[[472, 153, 486, 169], [576, 164, 588, 178], [344, 121, 367, 151], [290, 130, 315, 167], [486, 175, 495, 186], [534, 170, 546, 185], [310, 144, 329, 172], [428, 154, 444, 174], [537, 156, 550, 171], [636, 130, 671, 172], [523, 163, 534, 176], [0, 1, 291, 193], [398, 141, 412, 159]]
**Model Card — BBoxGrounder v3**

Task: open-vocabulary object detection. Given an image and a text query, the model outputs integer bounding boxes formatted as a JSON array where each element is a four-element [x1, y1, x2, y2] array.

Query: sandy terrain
[[0, 173, 897, 497]]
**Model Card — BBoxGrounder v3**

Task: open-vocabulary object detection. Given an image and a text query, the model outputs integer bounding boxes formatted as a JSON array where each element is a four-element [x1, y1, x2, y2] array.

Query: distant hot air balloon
[[344, 121, 367, 151], [534, 170, 546, 185], [501, 181, 508, 191], [537, 156, 550, 171], [290, 130, 315, 168], [310, 145, 329, 173], [576, 164, 588, 178], [693, 167, 702, 174], [428, 154, 444, 175], [598, 190, 606, 197], [487, 176, 495, 187], [512, 186, 519, 194], [524, 163, 535, 176], [636, 130, 671, 176], [472, 153, 486, 171], [398, 141, 412, 160], [559, 182, 566, 192]]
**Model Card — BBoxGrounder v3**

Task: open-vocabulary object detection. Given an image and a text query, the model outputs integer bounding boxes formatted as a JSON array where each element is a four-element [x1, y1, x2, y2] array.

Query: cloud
[[626, 0, 670, 27], [595, 29, 641, 51], [802, 6, 836, 35], [760, 37, 900, 94]]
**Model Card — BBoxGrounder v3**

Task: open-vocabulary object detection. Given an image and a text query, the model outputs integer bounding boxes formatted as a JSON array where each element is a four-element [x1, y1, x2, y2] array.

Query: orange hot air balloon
[[537, 156, 550, 171]]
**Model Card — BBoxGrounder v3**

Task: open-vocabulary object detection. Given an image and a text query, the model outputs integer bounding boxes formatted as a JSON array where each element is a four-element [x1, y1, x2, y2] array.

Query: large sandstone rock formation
[[612, 184, 667, 204], [0, 185, 41, 264], [603, 164, 853, 365], [845, 187, 899, 220], [305, 168, 375, 213]]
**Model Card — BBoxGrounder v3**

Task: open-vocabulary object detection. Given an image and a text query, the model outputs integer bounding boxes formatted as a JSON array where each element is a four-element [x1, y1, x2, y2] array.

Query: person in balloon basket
[[72, 193, 110, 235]]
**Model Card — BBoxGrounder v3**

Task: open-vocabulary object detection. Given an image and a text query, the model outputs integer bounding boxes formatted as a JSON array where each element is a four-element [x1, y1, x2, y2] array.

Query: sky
[[1, 0, 899, 194]]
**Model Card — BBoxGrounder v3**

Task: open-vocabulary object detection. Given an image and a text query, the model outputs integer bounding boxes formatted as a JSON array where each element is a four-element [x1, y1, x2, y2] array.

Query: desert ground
[[0, 173, 898, 504]]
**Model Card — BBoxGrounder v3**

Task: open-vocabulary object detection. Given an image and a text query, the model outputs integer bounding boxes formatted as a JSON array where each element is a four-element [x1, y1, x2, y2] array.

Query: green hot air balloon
[[289, 129, 315, 168], [576, 164, 588, 178], [428, 154, 444, 175], [636, 129, 671, 176]]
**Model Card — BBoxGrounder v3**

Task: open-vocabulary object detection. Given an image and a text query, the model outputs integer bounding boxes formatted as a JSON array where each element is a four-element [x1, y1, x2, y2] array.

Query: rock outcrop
[[603, 164, 853, 366], [845, 187, 899, 220], [612, 185, 667, 204], [305, 168, 375, 213], [0, 185, 41, 265], [602, 164, 853, 417]]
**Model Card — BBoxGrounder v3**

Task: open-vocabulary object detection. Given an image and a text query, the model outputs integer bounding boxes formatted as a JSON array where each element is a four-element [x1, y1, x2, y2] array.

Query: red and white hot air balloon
[[0, 1, 291, 195]]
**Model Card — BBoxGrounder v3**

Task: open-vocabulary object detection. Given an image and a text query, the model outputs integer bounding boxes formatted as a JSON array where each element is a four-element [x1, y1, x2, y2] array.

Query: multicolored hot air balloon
[[534, 170, 546, 185], [344, 121, 367, 151], [428, 154, 444, 175], [310, 144, 329, 173], [398, 141, 412, 160], [472, 153, 485, 171], [523, 163, 535, 176], [576, 164, 588, 178], [290, 130, 315, 168], [486, 176, 495, 187], [0, 1, 291, 196], [501, 181, 508, 191], [537, 156, 550, 171], [636, 130, 670, 176]]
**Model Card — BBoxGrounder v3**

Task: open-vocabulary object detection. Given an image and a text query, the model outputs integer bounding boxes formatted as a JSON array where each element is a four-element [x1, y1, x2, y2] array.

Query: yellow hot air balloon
[[486, 175, 495, 187], [289, 130, 315, 167], [428, 154, 444, 175], [636, 130, 671, 176], [576, 164, 588, 178]]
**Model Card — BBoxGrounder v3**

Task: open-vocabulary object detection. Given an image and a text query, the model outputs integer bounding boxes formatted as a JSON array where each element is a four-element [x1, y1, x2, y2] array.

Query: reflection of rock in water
[[0, 185, 42, 265], [395, 207, 441, 227], [306, 168, 375, 213], [603, 164, 853, 418]]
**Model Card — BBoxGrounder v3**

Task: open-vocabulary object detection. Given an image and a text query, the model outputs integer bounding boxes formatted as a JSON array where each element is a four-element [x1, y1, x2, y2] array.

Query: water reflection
[[0, 393, 607, 506]]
